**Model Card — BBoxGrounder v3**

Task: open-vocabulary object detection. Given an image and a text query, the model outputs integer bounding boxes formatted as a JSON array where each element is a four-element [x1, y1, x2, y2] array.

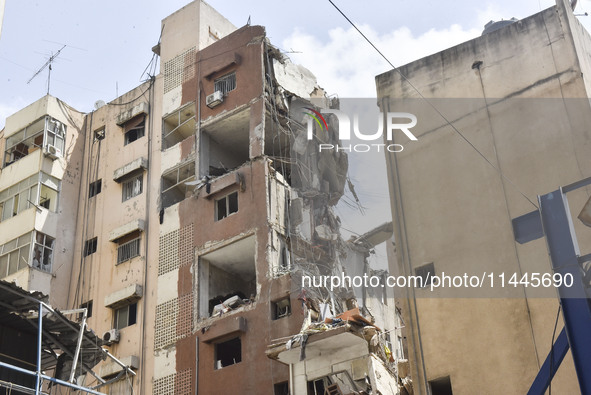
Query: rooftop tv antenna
[[27, 44, 66, 95]]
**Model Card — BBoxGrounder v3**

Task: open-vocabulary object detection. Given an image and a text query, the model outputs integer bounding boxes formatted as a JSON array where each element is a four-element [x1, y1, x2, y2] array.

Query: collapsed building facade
[[0, 1, 403, 394]]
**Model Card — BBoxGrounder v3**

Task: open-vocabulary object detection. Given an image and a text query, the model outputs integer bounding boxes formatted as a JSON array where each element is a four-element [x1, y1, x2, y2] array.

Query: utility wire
[[327, 0, 539, 210]]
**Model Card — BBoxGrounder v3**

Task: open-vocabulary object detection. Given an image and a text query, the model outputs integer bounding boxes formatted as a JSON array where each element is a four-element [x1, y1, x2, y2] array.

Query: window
[[0, 233, 32, 278], [117, 236, 140, 264], [214, 337, 241, 369], [84, 237, 97, 257], [214, 72, 236, 96], [272, 298, 291, 320], [32, 233, 54, 272], [415, 262, 435, 287], [124, 116, 145, 145], [114, 303, 137, 330], [215, 191, 238, 221], [94, 128, 105, 141], [79, 300, 93, 321], [162, 102, 196, 148], [89, 180, 102, 198], [0, 173, 60, 222], [122, 174, 143, 201], [429, 376, 453, 395], [274, 382, 289, 395], [161, 161, 196, 209], [45, 117, 66, 154]]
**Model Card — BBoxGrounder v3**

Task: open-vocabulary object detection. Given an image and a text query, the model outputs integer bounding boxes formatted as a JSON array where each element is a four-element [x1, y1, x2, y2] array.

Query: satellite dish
[[94, 100, 106, 110]]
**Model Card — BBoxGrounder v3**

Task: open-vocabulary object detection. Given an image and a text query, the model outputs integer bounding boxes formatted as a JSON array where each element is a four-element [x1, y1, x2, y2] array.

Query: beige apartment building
[[1, 1, 402, 394], [377, 0, 591, 393]]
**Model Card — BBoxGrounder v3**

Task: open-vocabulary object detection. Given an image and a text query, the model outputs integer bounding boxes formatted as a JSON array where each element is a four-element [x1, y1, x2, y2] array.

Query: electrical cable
[[327, 0, 539, 210], [549, 304, 562, 395]]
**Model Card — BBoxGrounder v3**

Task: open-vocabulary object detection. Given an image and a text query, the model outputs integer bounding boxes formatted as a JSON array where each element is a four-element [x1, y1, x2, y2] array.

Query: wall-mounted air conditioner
[[206, 91, 223, 108], [102, 328, 120, 344], [43, 144, 62, 160]]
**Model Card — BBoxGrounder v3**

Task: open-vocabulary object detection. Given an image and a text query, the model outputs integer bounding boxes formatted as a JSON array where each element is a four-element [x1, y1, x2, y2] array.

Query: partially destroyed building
[[1, 1, 402, 394]]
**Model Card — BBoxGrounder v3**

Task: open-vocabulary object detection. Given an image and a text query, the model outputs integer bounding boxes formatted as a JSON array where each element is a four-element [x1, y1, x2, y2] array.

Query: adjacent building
[[377, 0, 589, 393]]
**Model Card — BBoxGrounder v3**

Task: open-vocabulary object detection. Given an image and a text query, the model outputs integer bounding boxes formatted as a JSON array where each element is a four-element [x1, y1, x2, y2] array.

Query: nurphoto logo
[[304, 108, 418, 153]]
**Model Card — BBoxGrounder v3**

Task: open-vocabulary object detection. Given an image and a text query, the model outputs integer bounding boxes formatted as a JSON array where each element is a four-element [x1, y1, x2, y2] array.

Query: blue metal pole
[[538, 189, 591, 393], [527, 328, 569, 395]]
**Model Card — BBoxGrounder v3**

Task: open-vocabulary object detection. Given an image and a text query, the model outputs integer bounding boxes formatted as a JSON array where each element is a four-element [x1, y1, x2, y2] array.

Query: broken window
[[84, 237, 98, 257], [114, 302, 137, 330], [124, 115, 145, 145], [94, 127, 106, 141], [89, 179, 102, 198], [198, 235, 256, 319], [199, 107, 249, 178], [0, 233, 32, 279], [429, 376, 453, 395], [122, 174, 143, 202], [161, 161, 195, 209], [3, 116, 67, 166], [32, 232, 54, 272], [79, 300, 93, 321], [215, 191, 238, 221], [117, 233, 141, 264], [0, 173, 59, 222], [214, 337, 241, 369], [271, 298, 291, 320], [162, 102, 196, 148], [415, 262, 435, 287], [214, 72, 236, 96]]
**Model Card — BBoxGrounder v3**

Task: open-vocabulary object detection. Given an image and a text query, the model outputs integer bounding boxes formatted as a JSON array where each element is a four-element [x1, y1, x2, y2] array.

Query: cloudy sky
[[1, 0, 589, 267]]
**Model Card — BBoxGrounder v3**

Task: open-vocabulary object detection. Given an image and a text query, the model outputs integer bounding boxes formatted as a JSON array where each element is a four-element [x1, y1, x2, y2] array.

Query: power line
[[327, 0, 539, 209]]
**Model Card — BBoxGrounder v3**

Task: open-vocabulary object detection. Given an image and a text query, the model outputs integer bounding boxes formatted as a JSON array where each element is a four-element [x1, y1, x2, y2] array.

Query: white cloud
[[283, 23, 481, 97]]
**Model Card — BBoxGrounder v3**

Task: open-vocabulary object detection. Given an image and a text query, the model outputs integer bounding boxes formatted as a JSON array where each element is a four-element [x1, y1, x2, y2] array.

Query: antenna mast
[[27, 44, 66, 95]]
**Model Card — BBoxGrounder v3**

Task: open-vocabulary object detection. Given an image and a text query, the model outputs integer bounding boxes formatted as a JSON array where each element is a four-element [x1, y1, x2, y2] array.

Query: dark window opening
[[79, 300, 93, 321], [89, 179, 102, 198], [272, 298, 291, 320], [84, 237, 97, 257], [274, 382, 289, 395], [94, 128, 105, 141], [430, 376, 453, 395], [214, 337, 241, 369], [307, 379, 326, 395], [124, 116, 145, 146], [215, 191, 238, 221], [415, 262, 435, 287], [114, 303, 137, 330]]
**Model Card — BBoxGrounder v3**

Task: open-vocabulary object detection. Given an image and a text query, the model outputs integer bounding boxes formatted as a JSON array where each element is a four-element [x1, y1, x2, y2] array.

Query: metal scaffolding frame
[[0, 281, 136, 395]]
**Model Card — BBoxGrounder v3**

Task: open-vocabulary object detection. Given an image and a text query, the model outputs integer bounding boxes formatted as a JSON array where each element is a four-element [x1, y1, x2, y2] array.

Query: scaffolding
[[0, 281, 136, 395]]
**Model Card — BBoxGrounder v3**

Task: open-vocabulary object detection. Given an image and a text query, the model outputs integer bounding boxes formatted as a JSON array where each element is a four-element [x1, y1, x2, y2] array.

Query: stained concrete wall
[[0, 95, 85, 309], [376, 3, 587, 394]]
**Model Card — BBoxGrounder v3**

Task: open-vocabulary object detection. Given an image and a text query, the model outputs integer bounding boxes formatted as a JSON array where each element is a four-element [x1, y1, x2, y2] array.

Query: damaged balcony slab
[[115, 102, 149, 126], [200, 316, 247, 343], [104, 284, 143, 309], [99, 355, 139, 378], [108, 219, 145, 242], [113, 157, 148, 182]]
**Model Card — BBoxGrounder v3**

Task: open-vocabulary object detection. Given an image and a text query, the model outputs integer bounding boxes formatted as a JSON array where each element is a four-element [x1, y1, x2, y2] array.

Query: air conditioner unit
[[102, 329, 120, 344], [43, 144, 62, 160], [206, 91, 223, 108]]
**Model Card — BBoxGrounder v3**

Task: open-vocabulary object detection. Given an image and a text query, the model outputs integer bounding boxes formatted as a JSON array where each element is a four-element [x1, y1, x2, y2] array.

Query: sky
[[1, 0, 590, 268]]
